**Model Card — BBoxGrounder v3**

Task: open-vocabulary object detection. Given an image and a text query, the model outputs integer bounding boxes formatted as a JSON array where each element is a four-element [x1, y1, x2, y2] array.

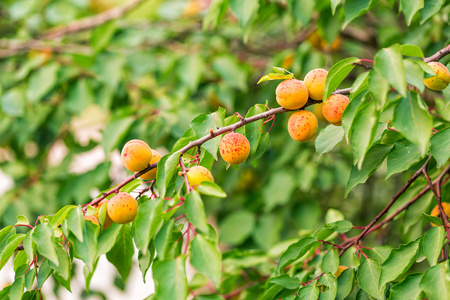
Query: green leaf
[[374, 44, 407, 97], [185, 191, 209, 233], [270, 274, 300, 289], [0, 234, 25, 270], [392, 91, 432, 155], [139, 244, 155, 282], [153, 256, 188, 300], [368, 69, 389, 109], [379, 240, 420, 288], [156, 152, 181, 198], [257, 73, 294, 84], [37, 259, 52, 289], [276, 237, 319, 274], [23, 231, 35, 263], [430, 127, 450, 167], [404, 59, 425, 92], [245, 104, 266, 162], [289, 0, 315, 26], [370, 245, 394, 264], [203, 0, 229, 30], [297, 285, 319, 300], [15, 215, 29, 227], [401, 44, 424, 57], [350, 71, 369, 95], [83, 259, 98, 293], [49, 243, 71, 281], [133, 198, 164, 254], [219, 210, 255, 246], [345, 144, 392, 196], [331, 0, 342, 14], [323, 57, 360, 101], [101, 116, 134, 153], [422, 226, 445, 267], [1, 88, 25, 117], [263, 171, 296, 211], [386, 139, 423, 179], [419, 262, 450, 299], [342, 91, 368, 141], [191, 233, 222, 288], [315, 125, 345, 162], [106, 225, 134, 282], [322, 250, 339, 274], [51, 205, 76, 228], [9, 274, 24, 300], [422, 212, 443, 226], [65, 206, 84, 242], [94, 53, 125, 90], [65, 78, 94, 114], [90, 21, 116, 53], [400, 0, 424, 25], [357, 259, 384, 299], [32, 223, 59, 267], [253, 132, 269, 161], [319, 273, 337, 300], [388, 273, 423, 300], [0, 225, 16, 248], [344, 0, 376, 28], [177, 55, 204, 92], [26, 62, 59, 102], [197, 181, 226, 198], [97, 223, 122, 256], [154, 220, 174, 261], [337, 268, 355, 300], [191, 109, 226, 159], [212, 56, 248, 92], [229, 0, 259, 28], [420, 0, 444, 24], [69, 220, 99, 271], [325, 220, 353, 233]]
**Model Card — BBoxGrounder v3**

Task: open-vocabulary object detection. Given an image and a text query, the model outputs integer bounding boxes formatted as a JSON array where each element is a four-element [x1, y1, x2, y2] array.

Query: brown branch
[[0, 39, 91, 58], [424, 45, 450, 63], [423, 168, 450, 225]]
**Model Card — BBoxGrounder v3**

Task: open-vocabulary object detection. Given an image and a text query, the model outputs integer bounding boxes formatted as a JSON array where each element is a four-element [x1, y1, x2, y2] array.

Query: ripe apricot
[[430, 202, 450, 226], [304, 68, 328, 101], [94, 199, 114, 229], [219, 132, 250, 165], [275, 79, 309, 110], [139, 150, 162, 180], [107, 192, 138, 224], [287, 110, 318, 142], [121, 139, 153, 172], [334, 266, 348, 278], [312, 103, 325, 122], [186, 165, 214, 187], [424, 62, 450, 91], [84, 215, 99, 226], [322, 94, 349, 126]]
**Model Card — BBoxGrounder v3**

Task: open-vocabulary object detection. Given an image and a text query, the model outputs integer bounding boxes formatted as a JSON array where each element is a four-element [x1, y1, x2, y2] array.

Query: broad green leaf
[[69, 220, 99, 271], [345, 144, 392, 196], [66, 78, 95, 114], [26, 62, 59, 102], [404, 59, 425, 92], [261, 284, 283, 300], [322, 250, 339, 274], [0, 234, 25, 270], [185, 191, 209, 233], [315, 125, 344, 162], [253, 213, 283, 250], [83, 259, 98, 293], [331, 0, 342, 14], [323, 57, 360, 101], [403, 190, 433, 234], [37, 259, 52, 289], [401, 44, 424, 57], [257, 72, 294, 84], [191, 233, 222, 288], [139, 244, 155, 282], [344, 0, 376, 28], [386, 139, 423, 179], [420, 0, 444, 24], [419, 262, 450, 300], [13, 250, 27, 272], [229, 0, 259, 28], [368, 69, 389, 109], [97, 222, 122, 256], [422, 212, 443, 226], [106, 225, 134, 282], [49, 243, 71, 281], [203, 0, 229, 30], [289, 0, 315, 26], [270, 274, 300, 289], [101, 116, 134, 153], [177, 55, 204, 91], [276, 237, 319, 274], [0, 225, 15, 248], [392, 91, 432, 155], [324, 220, 353, 233], [153, 256, 188, 300], [400, 0, 424, 25], [245, 104, 266, 162], [430, 127, 450, 167], [9, 274, 24, 300], [374, 44, 406, 97], [1, 88, 25, 117], [23, 231, 35, 263], [133, 198, 164, 254], [156, 152, 181, 198], [212, 56, 248, 92], [51, 205, 76, 228], [253, 132, 269, 161], [219, 210, 255, 245], [422, 226, 445, 267], [154, 220, 174, 261], [357, 259, 384, 299], [90, 21, 116, 53], [297, 285, 319, 300], [337, 268, 355, 300], [197, 181, 226, 198], [15, 215, 29, 226], [342, 90, 368, 141], [350, 71, 369, 95], [65, 206, 84, 242], [263, 171, 295, 211], [388, 273, 423, 300], [379, 240, 419, 288], [32, 223, 59, 266], [319, 273, 337, 300], [94, 53, 125, 90]]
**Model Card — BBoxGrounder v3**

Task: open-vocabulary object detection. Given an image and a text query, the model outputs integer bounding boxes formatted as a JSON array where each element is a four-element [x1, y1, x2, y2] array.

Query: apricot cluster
[[121, 139, 162, 180], [275, 68, 349, 142]]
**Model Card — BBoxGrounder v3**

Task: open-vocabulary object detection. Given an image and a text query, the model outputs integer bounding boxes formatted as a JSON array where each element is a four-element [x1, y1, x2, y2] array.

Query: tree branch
[[424, 45, 450, 63]]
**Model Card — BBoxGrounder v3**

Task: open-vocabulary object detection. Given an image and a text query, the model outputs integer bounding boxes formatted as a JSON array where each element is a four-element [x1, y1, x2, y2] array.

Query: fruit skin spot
[[304, 68, 328, 101], [287, 110, 318, 142], [424, 62, 450, 91], [107, 192, 138, 224], [186, 165, 214, 187], [219, 132, 251, 165], [121, 139, 153, 172], [322, 94, 349, 126], [275, 79, 309, 109]]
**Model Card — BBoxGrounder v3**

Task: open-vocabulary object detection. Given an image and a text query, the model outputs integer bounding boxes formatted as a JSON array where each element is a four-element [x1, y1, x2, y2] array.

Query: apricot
[[275, 79, 309, 110], [334, 266, 348, 278], [287, 110, 318, 142], [219, 132, 251, 165], [107, 192, 138, 224], [139, 150, 162, 180], [94, 199, 114, 229], [121, 139, 153, 172], [430, 202, 450, 226], [312, 103, 325, 122], [322, 94, 350, 126], [304, 68, 328, 100], [84, 215, 99, 226], [186, 165, 214, 187], [424, 62, 450, 91]]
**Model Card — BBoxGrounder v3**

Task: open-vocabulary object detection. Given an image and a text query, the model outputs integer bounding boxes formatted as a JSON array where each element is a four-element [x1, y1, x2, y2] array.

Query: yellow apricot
[[430, 202, 450, 227], [334, 266, 348, 278], [94, 199, 114, 229], [219, 132, 250, 165], [139, 150, 162, 180], [186, 166, 214, 187], [304, 68, 328, 101], [275, 79, 309, 110], [312, 103, 326, 122], [287, 110, 318, 142], [107, 192, 138, 224], [84, 215, 99, 226], [424, 62, 450, 91], [121, 139, 153, 172], [322, 94, 350, 126]]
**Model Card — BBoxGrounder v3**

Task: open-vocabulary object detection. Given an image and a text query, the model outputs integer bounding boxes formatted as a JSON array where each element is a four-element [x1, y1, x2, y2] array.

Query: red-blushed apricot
[[275, 79, 309, 110], [304, 68, 328, 100], [424, 62, 450, 91], [219, 132, 251, 165], [139, 150, 162, 180], [121, 139, 153, 172], [322, 94, 350, 126], [334, 266, 348, 278], [430, 202, 450, 227], [287, 110, 318, 142], [94, 199, 114, 229], [107, 192, 138, 224], [84, 215, 99, 226], [186, 165, 214, 187]]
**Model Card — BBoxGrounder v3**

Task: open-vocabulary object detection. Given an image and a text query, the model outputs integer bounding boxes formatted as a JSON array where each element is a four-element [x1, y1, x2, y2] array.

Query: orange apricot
[[312, 103, 326, 122], [424, 62, 450, 91], [84, 215, 99, 226], [186, 165, 214, 187], [121, 139, 153, 172], [304, 68, 328, 101], [275, 79, 309, 110], [94, 199, 114, 229], [287, 110, 318, 142], [430, 202, 450, 227], [322, 94, 350, 126], [334, 266, 348, 278], [219, 132, 250, 165], [107, 192, 138, 224], [139, 150, 162, 180]]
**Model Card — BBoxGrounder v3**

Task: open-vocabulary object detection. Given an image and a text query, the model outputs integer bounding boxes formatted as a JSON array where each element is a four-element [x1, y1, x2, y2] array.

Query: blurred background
[[0, 0, 449, 298]]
